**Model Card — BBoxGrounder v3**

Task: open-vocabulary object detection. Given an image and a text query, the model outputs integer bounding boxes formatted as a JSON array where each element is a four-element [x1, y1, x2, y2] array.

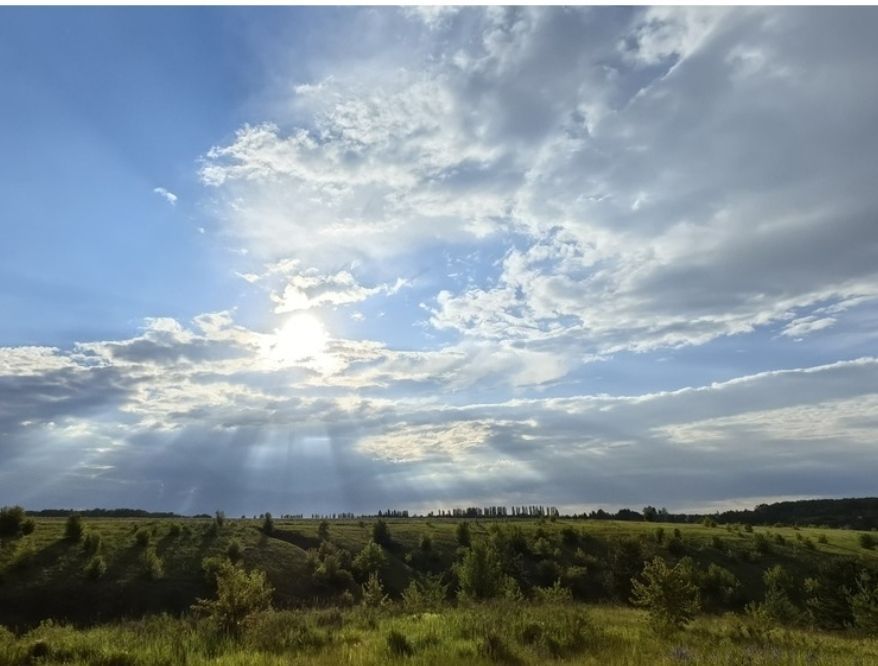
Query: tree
[[318, 520, 330, 540], [261, 512, 274, 536], [642, 506, 658, 522], [850, 571, 878, 634], [859, 533, 875, 550], [456, 521, 471, 547], [64, 514, 84, 541], [756, 564, 800, 625], [631, 557, 700, 634], [0, 506, 26, 536], [456, 541, 505, 600], [192, 561, 273, 634], [361, 572, 389, 608], [353, 540, 386, 579]]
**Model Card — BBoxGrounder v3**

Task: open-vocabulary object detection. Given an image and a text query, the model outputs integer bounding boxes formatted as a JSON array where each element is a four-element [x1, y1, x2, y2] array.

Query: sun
[[268, 313, 329, 365]]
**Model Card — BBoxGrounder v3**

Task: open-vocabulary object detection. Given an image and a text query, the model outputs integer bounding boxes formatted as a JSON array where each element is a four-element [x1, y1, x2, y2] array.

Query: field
[[2, 515, 878, 664]]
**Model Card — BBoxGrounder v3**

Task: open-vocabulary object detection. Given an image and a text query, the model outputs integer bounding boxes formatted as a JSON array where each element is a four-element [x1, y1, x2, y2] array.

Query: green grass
[[1, 602, 876, 665]]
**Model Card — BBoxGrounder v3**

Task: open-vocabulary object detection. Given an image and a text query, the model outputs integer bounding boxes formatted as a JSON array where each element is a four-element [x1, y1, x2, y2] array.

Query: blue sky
[[2, 7, 878, 515]]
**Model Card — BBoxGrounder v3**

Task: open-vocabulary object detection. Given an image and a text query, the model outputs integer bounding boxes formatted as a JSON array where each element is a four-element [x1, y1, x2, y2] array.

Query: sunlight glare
[[268, 313, 329, 365]]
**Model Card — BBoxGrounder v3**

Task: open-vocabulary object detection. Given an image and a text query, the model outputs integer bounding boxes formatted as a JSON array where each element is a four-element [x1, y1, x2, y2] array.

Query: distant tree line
[[25, 508, 180, 518]]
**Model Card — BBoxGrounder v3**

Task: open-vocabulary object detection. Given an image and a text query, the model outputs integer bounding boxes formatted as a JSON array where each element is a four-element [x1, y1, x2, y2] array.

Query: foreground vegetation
[[2, 506, 878, 663]]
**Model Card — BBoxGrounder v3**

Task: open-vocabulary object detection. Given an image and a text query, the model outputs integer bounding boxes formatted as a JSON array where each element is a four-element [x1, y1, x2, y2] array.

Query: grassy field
[[2, 515, 877, 663]]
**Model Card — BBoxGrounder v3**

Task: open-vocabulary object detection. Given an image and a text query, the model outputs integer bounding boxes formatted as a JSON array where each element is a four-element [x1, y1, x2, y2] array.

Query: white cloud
[[153, 187, 178, 205], [271, 270, 405, 313]]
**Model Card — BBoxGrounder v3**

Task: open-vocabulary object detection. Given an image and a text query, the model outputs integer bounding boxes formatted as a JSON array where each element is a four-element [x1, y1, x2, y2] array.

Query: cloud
[[153, 187, 178, 205], [271, 270, 406, 313]]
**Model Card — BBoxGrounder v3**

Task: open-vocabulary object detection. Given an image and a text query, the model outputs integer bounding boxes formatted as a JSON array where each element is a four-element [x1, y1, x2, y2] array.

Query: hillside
[[2, 515, 877, 629]]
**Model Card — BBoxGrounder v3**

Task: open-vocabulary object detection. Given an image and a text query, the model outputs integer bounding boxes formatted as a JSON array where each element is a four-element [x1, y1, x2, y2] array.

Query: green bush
[[456, 521, 471, 547], [227, 539, 243, 564], [83, 531, 102, 555], [21, 518, 35, 536], [243, 610, 325, 653], [0, 505, 26, 537], [134, 528, 150, 548], [859, 533, 875, 550], [353, 540, 386, 579], [534, 579, 573, 603], [361, 573, 388, 608], [402, 574, 448, 610], [141, 548, 164, 580], [193, 561, 273, 634], [850, 571, 878, 633], [64, 514, 84, 542], [456, 541, 505, 600], [168, 523, 182, 537], [317, 520, 330, 540], [9, 538, 36, 570], [631, 557, 700, 634], [262, 512, 274, 536], [85, 555, 107, 580]]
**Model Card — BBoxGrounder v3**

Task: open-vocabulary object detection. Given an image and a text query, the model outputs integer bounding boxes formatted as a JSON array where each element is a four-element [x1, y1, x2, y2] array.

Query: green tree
[[64, 514, 84, 542], [0, 506, 26, 536], [456, 541, 505, 600], [192, 561, 273, 634], [456, 521, 471, 547], [261, 512, 274, 536], [850, 571, 878, 634], [353, 540, 386, 579], [318, 520, 330, 540], [361, 572, 388, 608], [631, 557, 700, 634]]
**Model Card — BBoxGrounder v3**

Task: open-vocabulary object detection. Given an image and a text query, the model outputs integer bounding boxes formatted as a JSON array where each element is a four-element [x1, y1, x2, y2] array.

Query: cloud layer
[[3, 7, 878, 514]]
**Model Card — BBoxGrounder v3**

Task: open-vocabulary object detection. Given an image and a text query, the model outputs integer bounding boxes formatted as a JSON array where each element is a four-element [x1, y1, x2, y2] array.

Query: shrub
[[711, 535, 723, 550], [193, 561, 274, 634], [0, 505, 26, 536], [631, 557, 700, 634], [262, 512, 274, 536], [243, 610, 325, 653], [654, 527, 665, 544], [202, 556, 225, 586], [361, 573, 388, 608], [64, 514, 84, 542], [83, 531, 102, 555], [85, 555, 107, 580], [168, 523, 182, 537], [456, 521, 471, 547], [756, 564, 800, 625], [698, 563, 741, 612], [134, 528, 150, 548], [457, 541, 505, 600], [515, 606, 599, 658], [386, 629, 414, 656], [419, 533, 433, 553], [817, 534, 828, 544], [227, 539, 243, 564], [402, 574, 448, 610], [371, 519, 390, 546], [859, 533, 875, 550], [353, 540, 386, 579], [754, 533, 772, 554], [141, 548, 164, 580], [667, 537, 686, 556], [317, 520, 330, 540], [534, 579, 573, 603], [214, 510, 225, 529], [560, 526, 579, 547], [21, 518, 35, 536], [850, 571, 878, 633]]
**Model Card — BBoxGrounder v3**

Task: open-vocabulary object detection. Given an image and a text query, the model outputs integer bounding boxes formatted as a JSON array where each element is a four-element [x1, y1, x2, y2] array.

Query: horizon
[[2, 6, 878, 516]]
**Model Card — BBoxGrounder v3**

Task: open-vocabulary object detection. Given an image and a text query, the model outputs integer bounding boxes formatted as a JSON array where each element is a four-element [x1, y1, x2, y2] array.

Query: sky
[[1, 6, 877, 516]]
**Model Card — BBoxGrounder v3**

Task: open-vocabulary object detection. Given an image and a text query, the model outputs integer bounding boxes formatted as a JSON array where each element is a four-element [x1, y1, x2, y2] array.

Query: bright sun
[[268, 313, 329, 365]]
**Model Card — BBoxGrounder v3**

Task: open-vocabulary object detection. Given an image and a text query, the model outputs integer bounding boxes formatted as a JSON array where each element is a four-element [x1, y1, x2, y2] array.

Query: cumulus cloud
[[272, 270, 406, 313]]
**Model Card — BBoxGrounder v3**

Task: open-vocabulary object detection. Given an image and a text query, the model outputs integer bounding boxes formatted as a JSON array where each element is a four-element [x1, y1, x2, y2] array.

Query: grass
[[1, 516, 877, 663], [0, 602, 876, 665]]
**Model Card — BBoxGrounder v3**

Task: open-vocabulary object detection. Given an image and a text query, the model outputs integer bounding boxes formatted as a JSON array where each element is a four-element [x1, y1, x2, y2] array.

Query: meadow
[[1, 512, 877, 664]]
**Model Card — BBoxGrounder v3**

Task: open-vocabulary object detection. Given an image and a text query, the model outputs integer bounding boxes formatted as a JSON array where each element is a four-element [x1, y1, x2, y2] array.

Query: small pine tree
[[456, 521, 471, 547], [261, 512, 274, 536], [318, 520, 330, 540], [214, 510, 226, 529], [64, 514, 84, 542], [631, 557, 700, 634], [85, 555, 107, 580], [192, 561, 273, 634], [142, 548, 164, 580], [135, 528, 150, 547], [227, 539, 243, 563], [456, 541, 505, 600], [361, 572, 388, 608], [859, 533, 875, 550], [850, 571, 878, 634]]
